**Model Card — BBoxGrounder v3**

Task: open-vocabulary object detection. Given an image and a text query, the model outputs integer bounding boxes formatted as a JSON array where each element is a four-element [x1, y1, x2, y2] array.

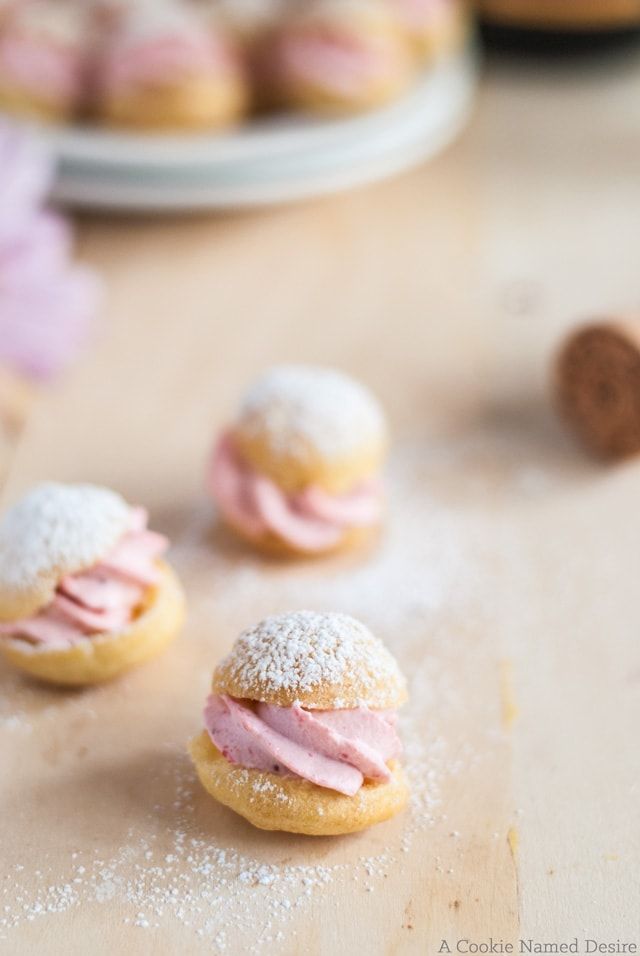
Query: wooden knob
[[555, 318, 640, 459]]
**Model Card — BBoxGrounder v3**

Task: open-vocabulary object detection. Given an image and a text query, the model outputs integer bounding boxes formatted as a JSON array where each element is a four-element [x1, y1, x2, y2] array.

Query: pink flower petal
[[0, 120, 53, 238]]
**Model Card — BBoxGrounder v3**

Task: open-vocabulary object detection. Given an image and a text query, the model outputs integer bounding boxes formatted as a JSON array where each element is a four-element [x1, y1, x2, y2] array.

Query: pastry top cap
[[0, 482, 130, 622], [234, 365, 387, 466], [213, 610, 407, 710]]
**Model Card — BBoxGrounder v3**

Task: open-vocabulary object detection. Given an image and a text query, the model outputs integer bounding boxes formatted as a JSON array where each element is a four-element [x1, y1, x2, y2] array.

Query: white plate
[[22, 48, 476, 211]]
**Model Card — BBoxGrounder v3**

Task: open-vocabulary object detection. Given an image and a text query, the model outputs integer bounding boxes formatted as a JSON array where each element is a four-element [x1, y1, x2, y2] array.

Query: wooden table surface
[[2, 49, 640, 955]]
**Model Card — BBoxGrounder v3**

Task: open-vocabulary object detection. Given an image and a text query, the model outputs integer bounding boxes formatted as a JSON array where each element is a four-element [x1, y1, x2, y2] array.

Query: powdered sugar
[[0, 483, 131, 619], [215, 610, 405, 706], [237, 365, 387, 463]]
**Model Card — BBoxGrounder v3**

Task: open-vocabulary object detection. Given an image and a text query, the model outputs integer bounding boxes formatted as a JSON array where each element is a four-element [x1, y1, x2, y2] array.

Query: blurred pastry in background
[[260, 0, 416, 115], [208, 364, 388, 557], [201, 0, 285, 110], [94, 0, 249, 131], [210, 0, 287, 43], [0, 0, 93, 122], [390, 0, 466, 61], [0, 0, 470, 131], [0, 482, 186, 685]]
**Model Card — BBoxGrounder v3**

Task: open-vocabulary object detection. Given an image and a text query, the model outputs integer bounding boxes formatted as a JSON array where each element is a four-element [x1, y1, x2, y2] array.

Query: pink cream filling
[[277, 30, 396, 97], [0, 507, 168, 648], [99, 32, 236, 94], [208, 432, 383, 552], [204, 694, 401, 796]]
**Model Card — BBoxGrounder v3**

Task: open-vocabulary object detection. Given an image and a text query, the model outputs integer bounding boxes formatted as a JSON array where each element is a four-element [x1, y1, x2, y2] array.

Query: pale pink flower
[[0, 121, 102, 381], [0, 119, 52, 239]]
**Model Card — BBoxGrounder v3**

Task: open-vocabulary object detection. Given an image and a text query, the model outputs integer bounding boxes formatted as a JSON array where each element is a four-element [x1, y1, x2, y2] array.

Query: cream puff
[[0, 0, 93, 123], [208, 364, 388, 557], [0, 482, 185, 685], [261, 0, 416, 115], [94, 0, 248, 131], [190, 610, 409, 835]]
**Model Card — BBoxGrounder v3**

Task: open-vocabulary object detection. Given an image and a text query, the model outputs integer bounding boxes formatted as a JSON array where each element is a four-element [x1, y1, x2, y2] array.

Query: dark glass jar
[[477, 1, 640, 51]]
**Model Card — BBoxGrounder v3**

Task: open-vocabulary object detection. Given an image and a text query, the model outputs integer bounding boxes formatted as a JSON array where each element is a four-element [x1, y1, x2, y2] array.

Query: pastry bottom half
[[0, 82, 72, 123], [224, 514, 379, 559], [0, 561, 185, 686], [281, 65, 414, 117], [99, 75, 247, 131], [189, 731, 409, 836]]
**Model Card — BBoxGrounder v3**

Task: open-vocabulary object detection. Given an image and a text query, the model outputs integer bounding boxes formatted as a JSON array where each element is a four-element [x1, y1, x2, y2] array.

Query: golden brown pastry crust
[[0, 561, 185, 685], [230, 365, 388, 495], [270, 2, 416, 116], [232, 427, 386, 498], [0, 83, 74, 123], [189, 731, 409, 835], [221, 509, 379, 559], [280, 62, 413, 117], [99, 74, 248, 131]]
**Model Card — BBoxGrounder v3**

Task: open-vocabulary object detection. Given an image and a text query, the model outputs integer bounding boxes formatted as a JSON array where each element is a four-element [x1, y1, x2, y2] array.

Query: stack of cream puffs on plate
[[0, 0, 467, 129]]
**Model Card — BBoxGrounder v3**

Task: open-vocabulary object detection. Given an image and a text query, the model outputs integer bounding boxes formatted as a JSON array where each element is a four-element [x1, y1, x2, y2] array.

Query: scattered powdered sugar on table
[[0, 669, 100, 735], [180, 436, 481, 638], [0, 716, 460, 951]]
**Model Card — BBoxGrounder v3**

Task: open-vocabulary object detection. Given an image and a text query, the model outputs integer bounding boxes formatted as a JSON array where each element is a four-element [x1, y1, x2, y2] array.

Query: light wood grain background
[[2, 49, 640, 955]]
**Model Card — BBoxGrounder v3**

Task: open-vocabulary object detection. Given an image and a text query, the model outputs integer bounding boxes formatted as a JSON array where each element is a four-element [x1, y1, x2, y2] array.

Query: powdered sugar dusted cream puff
[[390, 0, 466, 62], [262, 0, 415, 115], [0, 482, 185, 685], [208, 365, 388, 557], [0, 0, 93, 122], [95, 0, 248, 131], [189, 610, 409, 835]]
